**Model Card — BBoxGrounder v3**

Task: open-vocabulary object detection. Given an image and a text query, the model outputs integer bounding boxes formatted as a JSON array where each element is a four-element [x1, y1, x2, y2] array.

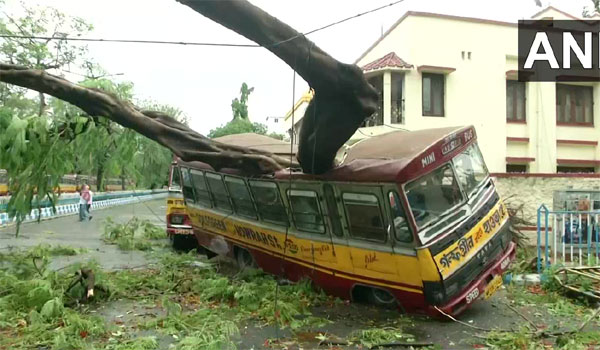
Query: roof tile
[[361, 52, 413, 71]]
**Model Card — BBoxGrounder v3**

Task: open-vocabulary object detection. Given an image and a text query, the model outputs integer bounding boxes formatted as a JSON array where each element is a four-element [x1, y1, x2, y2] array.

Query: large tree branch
[[177, 0, 379, 174], [0, 63, 297, 175]]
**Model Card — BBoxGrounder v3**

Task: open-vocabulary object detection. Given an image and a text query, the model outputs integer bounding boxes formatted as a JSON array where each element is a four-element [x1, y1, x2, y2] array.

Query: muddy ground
[[1, 199, 597, 349]]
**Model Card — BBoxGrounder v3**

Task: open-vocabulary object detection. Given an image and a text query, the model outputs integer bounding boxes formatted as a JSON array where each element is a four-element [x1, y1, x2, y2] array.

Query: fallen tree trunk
[[177, 0, 379, 174], [0, 63, 297, 175], [1, 0, 378, 175]]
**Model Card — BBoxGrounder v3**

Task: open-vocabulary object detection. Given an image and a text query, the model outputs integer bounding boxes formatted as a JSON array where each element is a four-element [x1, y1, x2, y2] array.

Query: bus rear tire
[[235, 247, 256, 270]]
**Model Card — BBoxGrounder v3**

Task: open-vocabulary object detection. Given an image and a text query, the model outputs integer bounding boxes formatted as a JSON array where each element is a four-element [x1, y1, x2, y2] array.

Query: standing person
[[86, 185, 94, 221], [79, 184, 91, 222]]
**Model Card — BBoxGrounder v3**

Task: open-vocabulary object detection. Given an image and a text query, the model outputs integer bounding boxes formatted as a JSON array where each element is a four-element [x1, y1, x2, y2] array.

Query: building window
[[391, 73, 404, 124], [506, 80, 526, 122], [506, 164, 528, 173], [363, 75, 383, 127], [557, 166, 595, 173], [556, 84, 593, 125], [422, 73, 444, 116], [343, 192, 386, 242]]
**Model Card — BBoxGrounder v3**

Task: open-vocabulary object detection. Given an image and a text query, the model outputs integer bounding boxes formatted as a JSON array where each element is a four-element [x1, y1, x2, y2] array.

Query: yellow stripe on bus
[[186, 206, 425, 294], [433, 200, 509, 278]]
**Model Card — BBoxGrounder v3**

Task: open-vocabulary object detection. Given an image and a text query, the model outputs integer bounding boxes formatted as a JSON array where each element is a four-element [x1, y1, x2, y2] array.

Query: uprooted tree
[[0, 1, 378, 203]]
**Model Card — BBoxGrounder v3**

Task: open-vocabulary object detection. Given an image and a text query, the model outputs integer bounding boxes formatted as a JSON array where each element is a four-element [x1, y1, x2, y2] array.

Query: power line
[[0, 0, 404, 48]]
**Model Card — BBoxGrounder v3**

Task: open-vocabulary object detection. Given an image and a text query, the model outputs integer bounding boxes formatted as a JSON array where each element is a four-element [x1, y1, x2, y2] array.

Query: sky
[[2, 0, 594, 134]]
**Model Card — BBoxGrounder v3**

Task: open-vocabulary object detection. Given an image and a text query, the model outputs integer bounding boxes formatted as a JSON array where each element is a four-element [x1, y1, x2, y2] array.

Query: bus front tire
[[368, 288, 397, 309]]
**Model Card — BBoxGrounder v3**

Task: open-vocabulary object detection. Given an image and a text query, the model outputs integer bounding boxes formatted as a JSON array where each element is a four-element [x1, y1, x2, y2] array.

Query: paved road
[[0, 199, 167, 270]]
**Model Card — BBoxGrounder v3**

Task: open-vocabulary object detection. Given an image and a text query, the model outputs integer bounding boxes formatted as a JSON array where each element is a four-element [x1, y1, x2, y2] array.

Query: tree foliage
[[209, 82, 285, 140], [0, 4, 183, 230]]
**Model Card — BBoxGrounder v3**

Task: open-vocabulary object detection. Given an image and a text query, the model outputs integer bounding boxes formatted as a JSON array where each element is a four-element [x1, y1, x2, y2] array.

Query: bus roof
[[275, 125, 477, 184]]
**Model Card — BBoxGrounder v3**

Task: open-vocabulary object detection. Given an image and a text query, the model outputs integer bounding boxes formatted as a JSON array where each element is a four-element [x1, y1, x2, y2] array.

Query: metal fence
[[537, 204, 600, 273]]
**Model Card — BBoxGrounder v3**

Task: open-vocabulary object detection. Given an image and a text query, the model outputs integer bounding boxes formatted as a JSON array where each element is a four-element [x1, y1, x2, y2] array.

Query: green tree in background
[[209, 82, 285, 139], [231, 82, 254, 120], [0, 3, 178, 232]]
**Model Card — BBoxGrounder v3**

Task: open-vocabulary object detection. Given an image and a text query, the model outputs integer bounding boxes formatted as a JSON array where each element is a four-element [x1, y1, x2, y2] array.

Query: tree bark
[[0, 63, 297, 175], [1, 0, 378, 175], [177, 0, 379, 174]]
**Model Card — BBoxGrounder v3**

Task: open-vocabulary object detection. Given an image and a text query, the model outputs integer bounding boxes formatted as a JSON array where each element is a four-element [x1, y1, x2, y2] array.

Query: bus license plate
[[483, 275, 503, 300]]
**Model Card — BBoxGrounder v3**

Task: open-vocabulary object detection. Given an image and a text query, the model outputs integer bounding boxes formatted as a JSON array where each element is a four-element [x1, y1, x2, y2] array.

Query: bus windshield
[[453, 144, 488, 198], [406, 143, 490, 244], [405, 163, 464, 233]]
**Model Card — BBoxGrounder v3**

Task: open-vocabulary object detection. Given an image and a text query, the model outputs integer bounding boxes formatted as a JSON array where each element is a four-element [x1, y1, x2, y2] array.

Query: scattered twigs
[[64, 268, 96, 301], [31, 256, 45, 277], [576, 305, 600, 333], [434, 306, 507, 332], [370, 342, 435, 349], [435, 303, 600, 338], [505, 302, 539, 331]]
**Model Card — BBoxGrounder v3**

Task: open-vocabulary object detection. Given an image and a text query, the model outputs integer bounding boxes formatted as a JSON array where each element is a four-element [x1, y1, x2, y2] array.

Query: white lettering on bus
[[421, 152, 435, 168]]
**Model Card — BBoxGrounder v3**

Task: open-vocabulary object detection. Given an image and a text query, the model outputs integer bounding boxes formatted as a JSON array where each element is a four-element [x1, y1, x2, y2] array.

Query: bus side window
[[225, 176, 257, 219], [388, 191, 413, 243], [323, 184, 344, 238], [249, 180, 288, 226], [287, 190, 325, 234], [190, 170, 212, 207], [205, 173, 233, 213], [180, 167, 195, 202], [342, 192, 386, 243]]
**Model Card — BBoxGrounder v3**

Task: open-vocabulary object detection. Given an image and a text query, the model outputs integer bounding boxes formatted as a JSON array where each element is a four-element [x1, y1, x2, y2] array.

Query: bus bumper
[[167, 226, 194, 235], [431, 241, 516, 317]]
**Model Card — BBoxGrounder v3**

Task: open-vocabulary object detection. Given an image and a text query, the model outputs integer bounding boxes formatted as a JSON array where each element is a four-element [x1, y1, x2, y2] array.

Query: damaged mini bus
[[175, 126, 515, 316]]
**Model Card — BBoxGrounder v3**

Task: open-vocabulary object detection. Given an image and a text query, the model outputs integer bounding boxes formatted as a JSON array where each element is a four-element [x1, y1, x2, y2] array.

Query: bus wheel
[[368, 288, 397, 309], [236, 247, 256, 270]]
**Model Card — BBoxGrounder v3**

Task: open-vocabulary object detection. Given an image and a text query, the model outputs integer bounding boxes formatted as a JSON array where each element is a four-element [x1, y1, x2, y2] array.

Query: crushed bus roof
[[176, 126, 477, 185], [275, 126, 476, 184]]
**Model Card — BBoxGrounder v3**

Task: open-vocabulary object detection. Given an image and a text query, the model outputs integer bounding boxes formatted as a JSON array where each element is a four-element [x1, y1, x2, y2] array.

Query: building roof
[[531, 6, 583, 21], [275, 126, 476, 183], [362, 52, 413, 71], [213, 133, 297, 156]]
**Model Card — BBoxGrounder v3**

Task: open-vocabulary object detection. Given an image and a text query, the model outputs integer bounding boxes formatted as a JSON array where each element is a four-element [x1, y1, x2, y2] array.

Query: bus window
[[388, 191, 413, 243], [170, 165, 182, 190], [249, 181, 288, 226], [323, 184, 344, 237], [288, 190, 325, 233], [190, 170, 211, 207], [453, 144, 488, 197], [180, 167, 195, 202], [405, 163, 464, 237], [225, 177, 257, 219], [205, 173, 233, 212], [342, 192, 386, 242]]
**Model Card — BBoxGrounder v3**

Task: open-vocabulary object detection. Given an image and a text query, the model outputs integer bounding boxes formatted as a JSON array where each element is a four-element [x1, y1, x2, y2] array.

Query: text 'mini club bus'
[[174, 126, 515, 316]]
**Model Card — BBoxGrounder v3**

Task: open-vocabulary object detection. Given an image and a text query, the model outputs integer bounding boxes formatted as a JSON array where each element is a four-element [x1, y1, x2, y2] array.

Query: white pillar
[[383, 71, 391, 125]]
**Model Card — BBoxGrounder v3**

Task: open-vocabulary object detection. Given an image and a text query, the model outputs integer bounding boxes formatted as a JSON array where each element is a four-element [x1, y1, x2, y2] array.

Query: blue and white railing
[[0, 192, 167, 226], [537, 204, 600, 273]]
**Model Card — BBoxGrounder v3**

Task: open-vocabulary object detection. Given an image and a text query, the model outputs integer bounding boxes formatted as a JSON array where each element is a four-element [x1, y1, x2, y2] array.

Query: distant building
[[213, 133, 297, 158], [284, 6, 600, 175]]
